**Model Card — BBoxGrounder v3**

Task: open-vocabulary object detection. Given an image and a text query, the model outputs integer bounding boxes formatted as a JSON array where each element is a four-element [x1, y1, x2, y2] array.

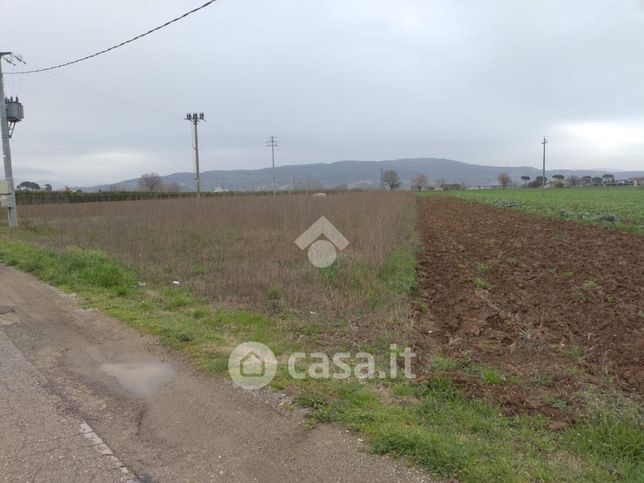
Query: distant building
[[347, 180, 373, 190]]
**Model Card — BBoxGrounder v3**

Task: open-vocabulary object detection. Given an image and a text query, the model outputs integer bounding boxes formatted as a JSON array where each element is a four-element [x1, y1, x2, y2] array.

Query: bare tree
[[498, 172, 512, 189], [410, 174, 429, 191], [568, 175, 579, 186], [382, 170, 400, 191], [138, 173, 164, 192]]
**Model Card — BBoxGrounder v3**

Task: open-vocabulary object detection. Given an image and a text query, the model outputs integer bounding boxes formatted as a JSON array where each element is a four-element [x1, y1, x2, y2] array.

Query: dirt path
[[414, 197, 643, 417], [0, 265, 427, 482]]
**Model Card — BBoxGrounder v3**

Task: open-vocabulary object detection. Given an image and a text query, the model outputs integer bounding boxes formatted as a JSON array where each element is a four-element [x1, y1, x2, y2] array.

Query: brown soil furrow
[[414, 196, 643, 416]]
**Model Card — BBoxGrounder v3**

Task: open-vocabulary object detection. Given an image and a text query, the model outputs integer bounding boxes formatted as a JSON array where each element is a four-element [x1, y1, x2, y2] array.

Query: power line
[[36, 72, 175, 117], [31, 71, 262, 142], [7, 0, 219, 75], [36, 72, 265, 142]]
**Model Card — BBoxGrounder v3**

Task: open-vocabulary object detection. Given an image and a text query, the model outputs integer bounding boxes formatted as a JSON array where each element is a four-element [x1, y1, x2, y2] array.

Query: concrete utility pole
[[0, 52, 20, 227], [186, 112, 205, 197], [266, 135, 278, 196], [541, 136, 548, 189]]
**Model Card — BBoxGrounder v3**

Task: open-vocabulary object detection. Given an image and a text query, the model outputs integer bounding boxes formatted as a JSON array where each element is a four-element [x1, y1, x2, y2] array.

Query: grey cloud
[[1, 0, 642, 186]]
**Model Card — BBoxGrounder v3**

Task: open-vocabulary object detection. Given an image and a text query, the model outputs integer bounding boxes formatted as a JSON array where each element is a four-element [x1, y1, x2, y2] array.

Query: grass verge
[[0, 234, 642, 481]]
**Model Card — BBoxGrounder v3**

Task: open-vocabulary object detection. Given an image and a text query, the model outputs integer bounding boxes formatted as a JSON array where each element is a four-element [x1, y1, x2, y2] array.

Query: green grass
[[542, 395, 569, 410], [478, 367, 505, 385], [474, 261, 489, 274], [379, 205, 420, 296], [474, 277, 489, 290], [565, 345, 585, 362], [422, 187, 644, 233], [297, 378, 643, 481], [1, 233, 642, 481], [430, 355, 463, 372], [0, 242, 136, 295]]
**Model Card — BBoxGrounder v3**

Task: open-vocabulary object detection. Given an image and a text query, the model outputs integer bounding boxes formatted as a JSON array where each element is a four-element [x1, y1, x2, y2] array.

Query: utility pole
[[266, 135, 278, 196], [541, 136, 548, 189], [0, 52, 24, 228], [186, 112, 205, 197]]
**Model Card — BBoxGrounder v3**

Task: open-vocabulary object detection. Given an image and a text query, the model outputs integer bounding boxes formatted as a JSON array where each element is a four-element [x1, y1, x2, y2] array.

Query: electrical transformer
[[6, 97, 24, 122]]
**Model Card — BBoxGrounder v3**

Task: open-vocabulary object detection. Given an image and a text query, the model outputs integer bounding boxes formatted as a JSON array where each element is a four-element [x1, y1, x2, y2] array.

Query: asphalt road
[[0, 265, 428, 482]]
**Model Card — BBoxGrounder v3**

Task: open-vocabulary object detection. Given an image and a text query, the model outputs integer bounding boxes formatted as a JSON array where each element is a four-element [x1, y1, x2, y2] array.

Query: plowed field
[[415, 197, 643, 419]]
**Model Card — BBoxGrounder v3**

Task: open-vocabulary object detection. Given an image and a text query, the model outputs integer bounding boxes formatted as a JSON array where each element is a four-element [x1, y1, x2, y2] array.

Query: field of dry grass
[[16, 191, 417, 347]]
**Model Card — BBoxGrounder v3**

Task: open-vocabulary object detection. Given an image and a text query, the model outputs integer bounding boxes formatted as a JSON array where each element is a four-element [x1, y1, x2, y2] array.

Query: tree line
[[500, 173, 625, 188]]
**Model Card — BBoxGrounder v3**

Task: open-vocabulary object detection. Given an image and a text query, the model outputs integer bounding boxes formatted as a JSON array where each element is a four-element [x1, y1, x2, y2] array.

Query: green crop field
[[425, 187, 644, 234]]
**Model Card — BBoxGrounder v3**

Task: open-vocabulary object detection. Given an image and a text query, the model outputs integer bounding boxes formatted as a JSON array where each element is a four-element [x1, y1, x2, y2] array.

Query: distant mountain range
[[87, 158, 644, 192]]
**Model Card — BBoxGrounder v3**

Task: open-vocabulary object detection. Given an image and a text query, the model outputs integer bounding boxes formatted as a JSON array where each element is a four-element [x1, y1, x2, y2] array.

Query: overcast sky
[[1, 0, 643, 186]]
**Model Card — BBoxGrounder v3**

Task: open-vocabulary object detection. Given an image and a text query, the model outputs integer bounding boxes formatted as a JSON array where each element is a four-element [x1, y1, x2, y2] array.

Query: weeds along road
[[0, 265, 428, 482]]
